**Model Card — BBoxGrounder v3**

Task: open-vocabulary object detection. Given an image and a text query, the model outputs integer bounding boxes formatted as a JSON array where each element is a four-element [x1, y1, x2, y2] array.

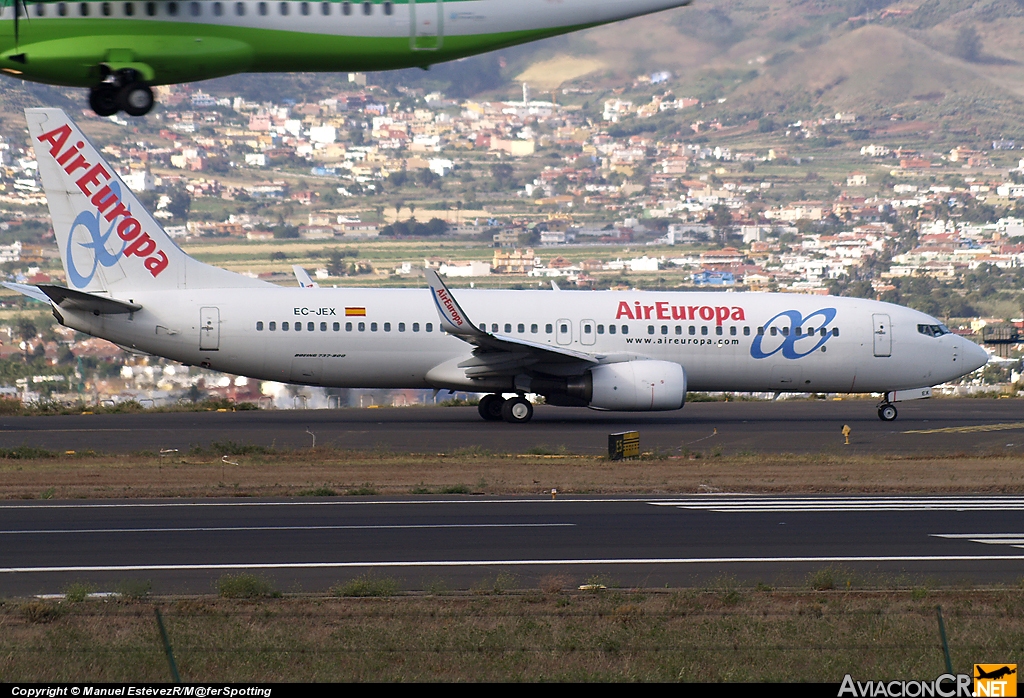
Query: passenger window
[[235, 1, 244, 14], [689, 326, 695, 335], [383, 322, 391, 332], [701, 326, 708, 336], [770, 327, 777, 336], [258, 1, 267, 15], [648, 325, 655, 335], [661, 326, 668, 335], [531, 324, 538, 334], [832, 328, 839, 337], [491, 323, 498, 333], [362, 0, 371, 14], [212, 1, 222, 15], [59, 3, 68, 16], [621, 325, 628, 335], [101, 2, 110, 16], [597, 325, 605, 334], [300, 1, 309, 14], [190, 1, 200, 15], [545, 324, 553, 334], [583, 324, 592, 334], [781, 327, 790, 336], [333, 322, 340, 331], [35, 2, 44, 15], [269, 322, 276, 331], [371, 322, 378, 331], [412, 322, 420, 332], [820, 328, 827, 337], [167, 1, 177, 14], [321, 1, 330, 14], [279, 1, 287, 14], [358, 322, 365, 331], [426, 323, 433, 332], [517, 323, 525, 333], [319, 322, 326, 331], [305, 322, 312, 331], [730, 326, 737, 336], [346, 322, 352, 331], [383, 0, 392, 14], [715, 326, 723, 336], [757, 327, 764, 335], [675, 326, 682, 335], [399, 323, 406, 332], [504, 323, 511, 333], [795, 327, 802, 336], [744, 327, 750, 336], [342, 1, 351, 14], [560, 323, 568, 333], [609, 325, 616, 335], [282, 322, 290, 331], [294, 322, 301, 332], [79, 2, 89, 15], [256, 321, 264, 331]]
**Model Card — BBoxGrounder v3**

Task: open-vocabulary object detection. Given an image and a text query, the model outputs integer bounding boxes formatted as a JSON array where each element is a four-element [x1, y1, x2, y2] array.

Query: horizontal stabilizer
[[1, 282, 52, 304], [37, 284, 141, 314]]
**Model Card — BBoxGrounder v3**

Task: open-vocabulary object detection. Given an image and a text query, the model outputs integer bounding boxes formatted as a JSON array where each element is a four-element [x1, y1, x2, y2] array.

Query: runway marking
[[648, 496, 1024, 512], [0, 497, 698, 510], [0, 428, 133, 433], [4, 554, 1024, 574], [0, 523, 575, 535], [932, 533, 1024, 548], [903, 422, 1024, 435]]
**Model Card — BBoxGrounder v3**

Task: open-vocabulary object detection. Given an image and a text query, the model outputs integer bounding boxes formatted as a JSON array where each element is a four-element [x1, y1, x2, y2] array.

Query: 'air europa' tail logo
[[37, 124, 169, 287]]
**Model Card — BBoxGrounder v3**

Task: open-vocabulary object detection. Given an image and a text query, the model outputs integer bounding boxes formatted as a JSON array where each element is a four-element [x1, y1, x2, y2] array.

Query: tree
[[954, 25, 982, 62], [708, 204, 733, 245]]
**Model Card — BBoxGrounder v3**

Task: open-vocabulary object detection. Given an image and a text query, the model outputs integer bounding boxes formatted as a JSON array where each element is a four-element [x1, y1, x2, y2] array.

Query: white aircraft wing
[[424, 268, 600, 378]]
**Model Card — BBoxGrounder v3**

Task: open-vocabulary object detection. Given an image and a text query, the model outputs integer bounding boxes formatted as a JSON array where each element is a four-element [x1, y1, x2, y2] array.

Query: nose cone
[[962, 338, 989, 373]]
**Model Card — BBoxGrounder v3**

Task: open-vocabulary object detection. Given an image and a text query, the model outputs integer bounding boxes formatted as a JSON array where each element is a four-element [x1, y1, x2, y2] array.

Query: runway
[[2, 494, 1024, 595], [0, 398, 1022, 455]]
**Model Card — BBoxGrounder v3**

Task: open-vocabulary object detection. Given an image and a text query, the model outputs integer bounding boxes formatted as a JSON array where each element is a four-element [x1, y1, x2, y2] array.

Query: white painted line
[[0, 523, 575, 535], [5, 554, 1024, 574], [0, 498, 659, 510]]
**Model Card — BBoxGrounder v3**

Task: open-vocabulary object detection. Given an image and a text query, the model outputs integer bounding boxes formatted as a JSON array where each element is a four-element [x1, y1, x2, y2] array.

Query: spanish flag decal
[[345, 307, 367, 317]]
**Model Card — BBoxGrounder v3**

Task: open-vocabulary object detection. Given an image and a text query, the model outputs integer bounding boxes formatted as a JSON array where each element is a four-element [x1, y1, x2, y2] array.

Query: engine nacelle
[[588, 360, 686, 411]]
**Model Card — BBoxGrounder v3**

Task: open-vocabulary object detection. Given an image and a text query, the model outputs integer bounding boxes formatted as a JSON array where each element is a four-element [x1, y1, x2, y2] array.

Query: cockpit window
[[918, 324, 950, 337]]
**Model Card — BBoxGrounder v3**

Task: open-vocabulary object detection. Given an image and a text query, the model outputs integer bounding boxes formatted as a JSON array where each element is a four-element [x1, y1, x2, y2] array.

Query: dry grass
[[3, 447, 1024, 499], [1, 587, 1021, 681]]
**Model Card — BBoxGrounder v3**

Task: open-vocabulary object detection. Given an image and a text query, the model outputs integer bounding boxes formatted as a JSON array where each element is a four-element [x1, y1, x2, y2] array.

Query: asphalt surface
[[0, 398, 1022, 455], [2, 495, 1023, 595]]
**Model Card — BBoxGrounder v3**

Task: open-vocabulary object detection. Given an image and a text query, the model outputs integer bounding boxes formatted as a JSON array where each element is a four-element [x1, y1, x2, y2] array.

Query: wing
[[424, 268, 604, 380]]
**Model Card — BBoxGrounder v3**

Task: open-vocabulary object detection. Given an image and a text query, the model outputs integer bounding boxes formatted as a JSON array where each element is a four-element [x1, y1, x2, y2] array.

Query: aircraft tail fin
[[26, 108, 269, 293]]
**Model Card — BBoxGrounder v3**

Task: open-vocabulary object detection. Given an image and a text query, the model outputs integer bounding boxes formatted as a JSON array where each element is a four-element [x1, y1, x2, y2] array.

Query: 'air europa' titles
[[36, 124, 169, 277], [435, 287, 464, 327], [616, 301, 745, 325]]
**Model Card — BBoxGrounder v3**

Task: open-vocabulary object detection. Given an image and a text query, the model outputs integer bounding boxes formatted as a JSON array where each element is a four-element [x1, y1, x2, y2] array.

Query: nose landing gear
[[88, 69, 154, 117], [877, 402, 898, 421]]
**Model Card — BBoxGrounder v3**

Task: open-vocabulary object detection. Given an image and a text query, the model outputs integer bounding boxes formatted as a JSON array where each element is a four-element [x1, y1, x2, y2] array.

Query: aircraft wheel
[[501, 396, 533, 424], [477, 394, 505, 421], [119, 82, 154, 117], [89, 85, 120, 117], [878, 404, 897, 421]]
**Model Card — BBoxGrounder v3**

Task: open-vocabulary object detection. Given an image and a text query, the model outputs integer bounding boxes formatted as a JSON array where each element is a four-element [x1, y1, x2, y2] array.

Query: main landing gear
[[89, 70, 154, 117], [877, 399, 898, 422], [478, 394, 534, 424]]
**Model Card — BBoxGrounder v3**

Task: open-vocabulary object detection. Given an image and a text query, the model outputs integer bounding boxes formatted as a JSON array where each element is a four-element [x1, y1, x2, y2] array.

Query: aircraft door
[[556, 318, 572, 345], [872, 313, 891, 357], [580, 319, 596, 346], [199, 307, 220, 351], [411, 0, 443, 51]]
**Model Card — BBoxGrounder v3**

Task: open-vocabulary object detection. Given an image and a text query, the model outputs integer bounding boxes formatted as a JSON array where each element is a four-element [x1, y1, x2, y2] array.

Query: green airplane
[[0, 0, 692, 116]]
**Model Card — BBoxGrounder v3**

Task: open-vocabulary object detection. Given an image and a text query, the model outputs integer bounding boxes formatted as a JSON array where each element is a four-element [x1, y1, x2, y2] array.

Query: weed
[[114, 579, 152, 601], [298, 486, 337, 497], [0, 445, 57, 459], [39, 487, 55, 500], [63, 582, 94, 603], [438, 484, 470, 494], [525, 445, 569, 456], [333, 574, 400, 597], [409, 487, 431, 495], [209, 441, 272, 455], [345, 485, 379, 496], [540, 573, 573, 594], [20, 601, 63, 624], [217, 574, 280, 599]]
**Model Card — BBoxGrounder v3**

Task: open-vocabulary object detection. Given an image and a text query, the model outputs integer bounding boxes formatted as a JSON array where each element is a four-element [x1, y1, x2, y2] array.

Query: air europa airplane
[[7, 108, 990, 423], [0, 0, 693, 116]]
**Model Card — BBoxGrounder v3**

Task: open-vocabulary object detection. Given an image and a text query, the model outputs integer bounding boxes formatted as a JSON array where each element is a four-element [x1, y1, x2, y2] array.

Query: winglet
[[292, 265, 319, 288], [424, 268, 482, 336]]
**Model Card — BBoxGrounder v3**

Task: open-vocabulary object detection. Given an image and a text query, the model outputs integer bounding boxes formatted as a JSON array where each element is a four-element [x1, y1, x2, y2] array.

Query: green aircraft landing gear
[[89, 69, 154, 117], [89, 84, 120, 117], [119, 82, 154, 117]]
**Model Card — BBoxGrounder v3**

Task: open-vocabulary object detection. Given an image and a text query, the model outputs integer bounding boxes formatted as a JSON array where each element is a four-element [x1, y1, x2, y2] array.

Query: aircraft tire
[[119, 83, 154, 117], [501, 396, 533, 424], [878, 404, 897, 421], [477, 394, 504, 421], [89, 85, 120, 117]]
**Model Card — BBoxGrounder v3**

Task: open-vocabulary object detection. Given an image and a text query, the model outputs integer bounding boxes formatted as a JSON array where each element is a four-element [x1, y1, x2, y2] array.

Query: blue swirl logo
[[65, 182, 128, 289], [750, 308, 837, 359]]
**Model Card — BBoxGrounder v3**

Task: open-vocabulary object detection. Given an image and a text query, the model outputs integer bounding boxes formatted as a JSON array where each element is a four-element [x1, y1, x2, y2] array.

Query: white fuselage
[[54, 287, 988, 396]]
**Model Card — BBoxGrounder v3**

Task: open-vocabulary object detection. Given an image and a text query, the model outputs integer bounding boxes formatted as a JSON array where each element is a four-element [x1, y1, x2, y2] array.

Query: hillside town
[[0, 73, 1022, 407]]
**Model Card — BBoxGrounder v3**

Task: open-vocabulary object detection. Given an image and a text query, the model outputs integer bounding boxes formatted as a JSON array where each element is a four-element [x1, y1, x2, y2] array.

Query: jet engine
[[534, 360, 687, 411]]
